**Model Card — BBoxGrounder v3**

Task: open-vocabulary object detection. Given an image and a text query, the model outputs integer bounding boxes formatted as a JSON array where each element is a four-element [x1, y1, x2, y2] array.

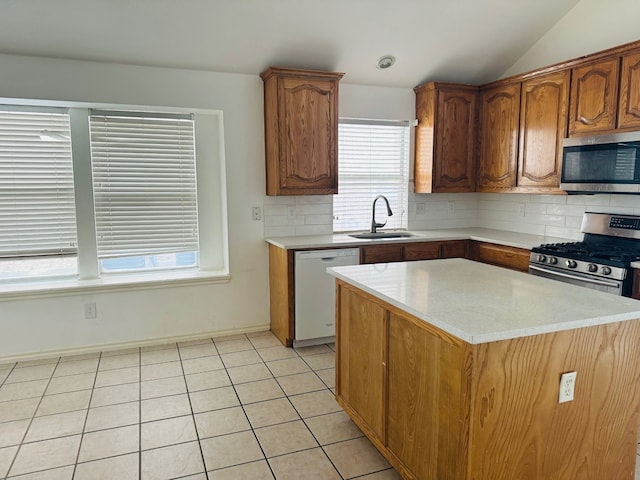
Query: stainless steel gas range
[[529, 212, 640, 296]]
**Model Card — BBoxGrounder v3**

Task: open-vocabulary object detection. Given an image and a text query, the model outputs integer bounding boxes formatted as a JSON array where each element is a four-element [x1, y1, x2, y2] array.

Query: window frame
[[0, 99, 229, 298]]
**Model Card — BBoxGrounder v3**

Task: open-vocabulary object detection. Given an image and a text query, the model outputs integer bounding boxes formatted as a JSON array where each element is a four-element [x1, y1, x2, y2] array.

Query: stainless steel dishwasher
[[294, 248, 360, 347]]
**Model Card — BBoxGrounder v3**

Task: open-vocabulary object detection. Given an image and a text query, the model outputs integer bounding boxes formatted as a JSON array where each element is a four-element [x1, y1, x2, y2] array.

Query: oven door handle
[[529, 265, 622, 288]]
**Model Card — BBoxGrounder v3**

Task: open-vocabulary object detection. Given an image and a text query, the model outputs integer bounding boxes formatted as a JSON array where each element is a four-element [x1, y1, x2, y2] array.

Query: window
[[333, 119, 410, 233], [0, 107, 78, 280], [0, 103, 228, 288]]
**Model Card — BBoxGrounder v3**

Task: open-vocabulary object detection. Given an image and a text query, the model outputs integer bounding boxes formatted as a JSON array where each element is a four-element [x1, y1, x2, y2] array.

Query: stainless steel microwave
[[560, 132, 640, 193]]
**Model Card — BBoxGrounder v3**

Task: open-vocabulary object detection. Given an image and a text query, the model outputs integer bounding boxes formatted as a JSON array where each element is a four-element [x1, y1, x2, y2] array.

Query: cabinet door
[[360, 244, 404, 264], [618, 52, 640, 129], [568, 58, 620, 135], [477, 83, 521, 191], [440, 240, 467, 258], [433, 87, 477, 192], [517, 71, 569, 189], [403, 242, 441, 261], [277, 76, 338, 194], [336, 285, 387, 443], [387, 311, 469, 480], [469, 241, 530, 272]]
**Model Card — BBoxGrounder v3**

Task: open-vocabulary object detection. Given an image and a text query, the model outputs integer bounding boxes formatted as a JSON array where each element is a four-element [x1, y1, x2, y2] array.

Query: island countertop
[[327, 258, 640, 344]]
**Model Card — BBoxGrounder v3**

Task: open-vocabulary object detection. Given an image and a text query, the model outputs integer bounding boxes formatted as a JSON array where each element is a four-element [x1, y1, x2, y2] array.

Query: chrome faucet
[[371, 195, 393, 233]]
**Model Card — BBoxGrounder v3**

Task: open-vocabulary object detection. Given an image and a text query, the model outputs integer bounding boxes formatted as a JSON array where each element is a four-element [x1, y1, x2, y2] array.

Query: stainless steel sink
[[349, 232, 416, 240]]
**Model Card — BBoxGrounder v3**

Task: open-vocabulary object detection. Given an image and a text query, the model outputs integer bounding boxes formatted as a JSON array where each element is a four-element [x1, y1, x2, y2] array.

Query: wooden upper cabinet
[[414, 83, 478, 193], [517, 71, 569, 189], [568, 58, 620, 136], [618, 51, 640, 129], [477, 83, 521, 191], [261, 67, 344, 195]]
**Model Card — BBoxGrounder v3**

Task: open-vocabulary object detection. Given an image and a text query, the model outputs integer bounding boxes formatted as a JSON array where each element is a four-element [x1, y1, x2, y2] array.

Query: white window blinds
[[333, 119, 410, 233], [0, 107, 77, 258], [89, 111, 199, 260]]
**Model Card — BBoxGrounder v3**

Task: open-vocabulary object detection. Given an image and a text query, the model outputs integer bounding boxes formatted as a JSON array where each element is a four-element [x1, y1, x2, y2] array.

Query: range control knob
[[587, 263, 598, 273], [602, 266, 612, 275], [566, 260, 578, 268], [548, 257, 558, 265], [536, 254, 547, 263]]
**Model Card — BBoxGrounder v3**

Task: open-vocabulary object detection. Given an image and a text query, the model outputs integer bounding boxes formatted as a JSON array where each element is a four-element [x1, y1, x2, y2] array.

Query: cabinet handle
[[579, 115, 595, 125]]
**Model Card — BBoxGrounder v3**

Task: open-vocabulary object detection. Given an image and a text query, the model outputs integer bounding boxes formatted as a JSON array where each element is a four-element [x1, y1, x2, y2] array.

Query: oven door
[[529, 264, 623, 295]]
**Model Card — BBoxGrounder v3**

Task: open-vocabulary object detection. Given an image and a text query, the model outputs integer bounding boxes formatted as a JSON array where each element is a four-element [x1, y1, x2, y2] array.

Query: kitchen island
[[328, 258, 640, 480]]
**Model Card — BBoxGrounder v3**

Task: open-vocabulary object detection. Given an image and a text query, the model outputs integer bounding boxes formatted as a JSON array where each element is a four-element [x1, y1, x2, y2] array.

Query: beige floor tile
[[0, 445, 18, 477], [140, 342, 176, 353], [74, 453, 138, 480], [214, 338, 254, 354], [24, 410, 87, 443], [182, 356, 225, 375], [178, 337, 214, 348], [140, 347, 180, 366], [178, 343, 218, 360], [140, 361, 183, 381], [98, 353, 139, 371], [268, 447, 340, 480], [45, 373, 95, 395], [0, 379, 48, 402], [357, 468, 404, 479], [276, 372, 326, 396], [6, 364, 56, 384], [256, 346, 298, 362], [243, 398, 300, 428], [194, 406, 250, 438], [179, 474, 208, 480], [94, 366, 139, 388], [212, 333, 246, 342], [305, 411, 363, 445], [247, 333, 282, 349], [266, 358, 310, 377], [0, 369, 10, 384], [327, 343, 336, 351], [0, 419, 30, 448], [294, 344, 333, 357], [9, 464, 75, 479], [9, 435, 81, 477], [316, 368, 335, 388], [234, 379, 285, 405], [324, 437, 391, 479], [303, 352, 335, 371], [52, 358, 99, 377], [226, 364, 273, 385], [90, 382, 140, 407], [189, 386, 239, 413], [141, 441, 205, 480], [16, 358, 58, 368], [185, 370, 231, 392], [208, 459, 274, 479], [78, 424, 139, 462], [84, 401, 139, 432], [255, 420, 318, 457], [289, 390, 341, 418], [141, 393, 191, 422], [0, 398, 39, 422], [36, 390, 92, 417], [200, 430, 264, 471], [141, 415, 197, 450], [220, 350, 262, 368], [141, 376, 186, 400]]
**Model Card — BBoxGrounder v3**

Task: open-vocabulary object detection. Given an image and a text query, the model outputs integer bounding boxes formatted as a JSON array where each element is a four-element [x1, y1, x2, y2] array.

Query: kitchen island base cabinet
[[335, 279, 640, 480]]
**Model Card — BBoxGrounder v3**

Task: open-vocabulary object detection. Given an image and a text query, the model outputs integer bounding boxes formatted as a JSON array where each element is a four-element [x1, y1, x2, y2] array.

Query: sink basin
[[349, 232, 416, 240]]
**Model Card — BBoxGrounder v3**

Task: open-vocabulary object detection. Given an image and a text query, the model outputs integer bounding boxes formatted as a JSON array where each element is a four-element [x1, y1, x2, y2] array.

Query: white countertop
[[265, 228, 570, 251], [327, 258, 640, 344]]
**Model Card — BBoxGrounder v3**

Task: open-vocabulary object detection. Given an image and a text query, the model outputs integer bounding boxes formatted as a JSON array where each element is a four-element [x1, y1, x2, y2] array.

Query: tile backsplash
[[262, 190, 640, 241]]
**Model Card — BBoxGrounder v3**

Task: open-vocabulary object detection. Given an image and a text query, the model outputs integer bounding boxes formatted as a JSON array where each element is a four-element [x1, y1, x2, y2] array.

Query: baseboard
[[0, 323, 271, 364]]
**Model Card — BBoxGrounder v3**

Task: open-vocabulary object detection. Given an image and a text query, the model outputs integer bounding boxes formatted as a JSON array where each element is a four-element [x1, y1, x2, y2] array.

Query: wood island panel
[[268, 244, 294, 346]]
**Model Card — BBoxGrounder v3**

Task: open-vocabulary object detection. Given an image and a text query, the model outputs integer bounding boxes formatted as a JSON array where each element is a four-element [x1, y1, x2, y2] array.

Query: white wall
[[0, 54, 269, 359], [503, 0, 640, 77]]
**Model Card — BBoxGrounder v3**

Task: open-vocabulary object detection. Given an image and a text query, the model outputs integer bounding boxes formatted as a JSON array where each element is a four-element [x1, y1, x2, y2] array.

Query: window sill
[[0, 269, 231, 301]]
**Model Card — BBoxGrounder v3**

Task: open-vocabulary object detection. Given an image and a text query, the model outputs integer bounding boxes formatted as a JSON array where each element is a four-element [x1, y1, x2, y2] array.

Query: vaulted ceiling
[[0, 0, 580, 87]]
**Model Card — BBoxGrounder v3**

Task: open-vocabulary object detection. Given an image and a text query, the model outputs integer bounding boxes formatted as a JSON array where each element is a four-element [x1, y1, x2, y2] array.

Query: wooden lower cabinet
[[335, 280, 640, 480], [468, 240, 530, 272], [362, 240, 468, 264]]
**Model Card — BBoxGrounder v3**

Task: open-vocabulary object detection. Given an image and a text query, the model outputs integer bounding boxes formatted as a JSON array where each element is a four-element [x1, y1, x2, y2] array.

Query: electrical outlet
[[447, 201, 455, 217], [251, 206, 262, 221], [287, 206, 296, 224], [517, 203, 526, 217], [84, 302, 97, 320], [559, 371, 577, 403], [416, 203, 426, 215]]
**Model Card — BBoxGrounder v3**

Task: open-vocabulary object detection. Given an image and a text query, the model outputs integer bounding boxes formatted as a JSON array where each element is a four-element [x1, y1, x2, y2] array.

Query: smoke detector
[[376, 55, 396, 70]]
